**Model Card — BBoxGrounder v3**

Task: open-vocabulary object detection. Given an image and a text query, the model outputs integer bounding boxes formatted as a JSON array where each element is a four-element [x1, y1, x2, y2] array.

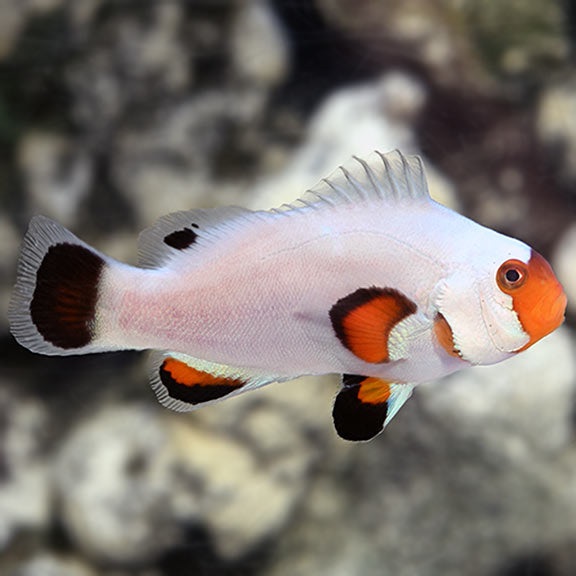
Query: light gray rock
[[17, 131, 93, 227], [166, 374, 344, 560], [0, 386, 51, 552], [111, 97, 233, 226], [265, 328, 576, 576], [231, 0, 290, 87], [9, 554, 96, 576], [461, 0, 568, 84], [68, 0, 102, 32], [49, 377, 338, 565], [0, 0, 66, 59], [538, 78, 576, 186], [553, 223, 576, 315], [67, 1, 191, 140], [317, 0, 486, 89], [317, 0, 568, 91], [0, 1, 26, 60], [248, 73, 457, 211], [168, 418, 302, 559], [0, 215, 20, 334], [419, 327, 575, 454], [98, 0, 291, 225], [55, 405, 178, 565]]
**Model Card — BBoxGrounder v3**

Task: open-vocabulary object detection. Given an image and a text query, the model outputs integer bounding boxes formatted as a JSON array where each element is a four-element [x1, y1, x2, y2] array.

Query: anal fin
[[333, 374, 414, 441], [149, 351, 282, 412]]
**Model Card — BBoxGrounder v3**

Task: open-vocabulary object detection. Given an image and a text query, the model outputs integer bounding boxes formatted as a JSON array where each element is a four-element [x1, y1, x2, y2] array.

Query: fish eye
[[497, 259, 527, 292]]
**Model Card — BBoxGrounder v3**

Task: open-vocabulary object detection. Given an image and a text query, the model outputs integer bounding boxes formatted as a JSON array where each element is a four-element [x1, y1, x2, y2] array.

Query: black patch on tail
[[30, 243, 104, 348], [333, 384, 388, 442], [163, 226, 198, 250]]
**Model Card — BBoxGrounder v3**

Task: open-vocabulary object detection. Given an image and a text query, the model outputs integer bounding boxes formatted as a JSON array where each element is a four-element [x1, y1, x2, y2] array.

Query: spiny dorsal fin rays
[[277, 150, 431, 214], [349, 157, 380, 201], [138, 150, 430, 268], [340, 165, 370, 201]]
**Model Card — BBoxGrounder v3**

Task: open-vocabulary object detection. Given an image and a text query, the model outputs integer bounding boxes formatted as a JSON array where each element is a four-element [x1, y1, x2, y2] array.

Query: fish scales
[[102, 205, 438, 367]]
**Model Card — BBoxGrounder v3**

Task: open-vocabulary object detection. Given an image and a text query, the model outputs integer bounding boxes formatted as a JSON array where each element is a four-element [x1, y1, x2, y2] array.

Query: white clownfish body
[[9, 151, 566, 441]]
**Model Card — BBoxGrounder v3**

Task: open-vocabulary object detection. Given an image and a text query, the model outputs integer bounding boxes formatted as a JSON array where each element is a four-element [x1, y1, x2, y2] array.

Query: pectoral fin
[[333, 374, 414, 441]]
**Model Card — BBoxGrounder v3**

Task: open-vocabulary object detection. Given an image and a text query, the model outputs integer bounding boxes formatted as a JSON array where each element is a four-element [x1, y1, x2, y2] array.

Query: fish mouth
[[541, 283, 567, 330], [517, 278, 566, 351]]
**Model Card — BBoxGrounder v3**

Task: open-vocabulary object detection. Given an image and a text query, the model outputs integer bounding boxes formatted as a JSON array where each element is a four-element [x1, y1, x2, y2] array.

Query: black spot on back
[[164, 227, 198, 250], [30, 243, 104, 348]]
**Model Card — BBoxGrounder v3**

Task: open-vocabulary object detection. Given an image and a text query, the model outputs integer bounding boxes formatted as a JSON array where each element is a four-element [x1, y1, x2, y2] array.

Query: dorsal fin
[[276, 150, 431, 213], [138, 150, 430, 268], [137, 206, 258, 268]]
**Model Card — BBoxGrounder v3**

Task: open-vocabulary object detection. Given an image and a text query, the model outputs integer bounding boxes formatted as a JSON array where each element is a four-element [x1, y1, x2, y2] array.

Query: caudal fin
[[9, 215, 109, 356]]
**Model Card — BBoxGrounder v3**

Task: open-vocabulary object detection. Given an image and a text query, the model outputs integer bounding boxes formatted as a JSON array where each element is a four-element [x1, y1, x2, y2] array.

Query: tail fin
[[9, 216, 109, 356]]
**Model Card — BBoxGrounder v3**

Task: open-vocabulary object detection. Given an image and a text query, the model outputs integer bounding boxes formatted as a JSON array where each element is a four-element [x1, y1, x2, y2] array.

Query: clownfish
[[9, 151, 566, 441]]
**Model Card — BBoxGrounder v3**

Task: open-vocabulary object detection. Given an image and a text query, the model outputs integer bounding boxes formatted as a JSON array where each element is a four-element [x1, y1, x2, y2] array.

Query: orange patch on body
[[433, 313, 460, 358], [330, 287, 417, 364], [357, 377, 391, 405]]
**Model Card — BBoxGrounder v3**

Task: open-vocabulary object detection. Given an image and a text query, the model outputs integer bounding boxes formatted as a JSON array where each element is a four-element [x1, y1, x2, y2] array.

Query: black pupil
[[505, 268, 521, 283]]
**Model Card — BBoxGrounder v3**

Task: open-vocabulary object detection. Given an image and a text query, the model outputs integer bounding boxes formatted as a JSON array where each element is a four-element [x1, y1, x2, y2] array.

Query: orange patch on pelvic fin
[[333, 374, 392, 441], [160, 358, 245, 405], [357, 377, 391, 405], [434, 313, 460, 358], [330, 287, 417, 363], [162, 358, 236, 387]]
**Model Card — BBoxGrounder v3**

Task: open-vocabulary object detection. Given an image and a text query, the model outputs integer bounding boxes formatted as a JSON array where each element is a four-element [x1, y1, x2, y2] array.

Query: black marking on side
[[164, 227, 198, 250], [159, 363, 242, 405], [30, 243, 104, 349], [332, 384, 388, 442], [329, 286, 417, 353]]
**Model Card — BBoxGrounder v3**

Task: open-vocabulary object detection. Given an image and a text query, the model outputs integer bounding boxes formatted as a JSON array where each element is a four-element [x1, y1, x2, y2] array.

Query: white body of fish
[[9, 151, 566, 440]]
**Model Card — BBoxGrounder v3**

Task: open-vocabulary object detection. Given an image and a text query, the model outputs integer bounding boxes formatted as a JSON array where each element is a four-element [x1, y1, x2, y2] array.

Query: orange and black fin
[[149, 351, 283, 412], [160, 358, 245, 405], [329, 287, 417, 363], [333, 374, 414, 441], [9, 215, 110, 356]]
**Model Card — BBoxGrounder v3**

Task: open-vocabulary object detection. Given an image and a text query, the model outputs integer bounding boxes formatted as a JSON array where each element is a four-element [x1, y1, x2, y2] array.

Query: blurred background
[[1, 0, 576, 575]]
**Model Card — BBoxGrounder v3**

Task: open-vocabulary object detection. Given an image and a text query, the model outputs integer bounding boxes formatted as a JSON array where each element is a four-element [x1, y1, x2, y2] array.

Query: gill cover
[[433, 268, 527, 365], [435, 247, 566, 365]]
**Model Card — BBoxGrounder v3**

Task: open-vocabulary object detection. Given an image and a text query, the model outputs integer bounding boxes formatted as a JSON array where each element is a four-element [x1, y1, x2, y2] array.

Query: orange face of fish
[[496, 250, 567, 351]]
